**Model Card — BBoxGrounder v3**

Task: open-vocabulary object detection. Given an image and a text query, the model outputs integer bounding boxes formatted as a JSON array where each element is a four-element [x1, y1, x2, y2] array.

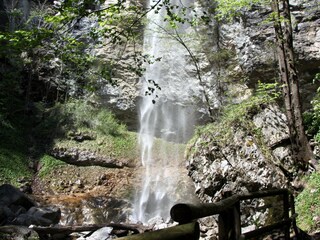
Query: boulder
[[0, 184, 61, 227], [0, 184, 35, 210], [50, 147, 129, 168], [186, 104, 295, 227], [12, 206, 61, 226], [0, 225, 40, 240]]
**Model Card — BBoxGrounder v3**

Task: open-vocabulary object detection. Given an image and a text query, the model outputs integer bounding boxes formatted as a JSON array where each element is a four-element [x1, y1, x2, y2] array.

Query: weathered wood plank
[[170, 195, 239, 223], [116, 222, 200, 240], [30, 223, 150, 235]]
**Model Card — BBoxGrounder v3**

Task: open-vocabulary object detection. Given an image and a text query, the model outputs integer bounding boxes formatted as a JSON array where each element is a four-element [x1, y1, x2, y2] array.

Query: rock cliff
[[185, 0, 320, 204]]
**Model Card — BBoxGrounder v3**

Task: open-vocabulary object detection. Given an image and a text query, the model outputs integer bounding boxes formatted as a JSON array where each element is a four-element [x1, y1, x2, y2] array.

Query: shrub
[[303, 73, 320, 142], [95, 109, 127, 136], [0, 117, 32, 186], [0, 148, 32, 185], [36, 99, 127, 140]]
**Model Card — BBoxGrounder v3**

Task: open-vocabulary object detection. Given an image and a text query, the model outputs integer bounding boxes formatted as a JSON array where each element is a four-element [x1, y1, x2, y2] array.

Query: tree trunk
[[271, 0, 315, 169]]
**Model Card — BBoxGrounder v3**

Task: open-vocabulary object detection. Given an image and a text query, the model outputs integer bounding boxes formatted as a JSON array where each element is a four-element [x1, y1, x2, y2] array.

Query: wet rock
[[0, 184, 61, 227], [11, 206, 61, 227], [76, 226, 113, 240], [147, 216, 170, 230], [50, 147, 128, 168], [0, 225, 40, 240], [0, 184, 35, 210], [68, 131, 96, 142]]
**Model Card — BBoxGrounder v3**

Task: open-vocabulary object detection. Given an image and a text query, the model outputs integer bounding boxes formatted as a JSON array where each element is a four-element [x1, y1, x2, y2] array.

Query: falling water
[[132, 0, 198, 223]]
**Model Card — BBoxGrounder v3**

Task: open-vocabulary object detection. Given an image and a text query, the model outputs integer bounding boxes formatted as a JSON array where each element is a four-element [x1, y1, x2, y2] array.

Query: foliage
[[296, 172, 320, 232], [0, 0, 147, 110], [0, 119, 32, 186], [303, 73, 320, 142], [35, 99, 127, 141], [222, 81, 280, 128], [38, 154, 66, 177], [107, 133, 138, 160], [0, 148, 32, 186], [255, 81, 281, 102], [214, 0, 264, 21]]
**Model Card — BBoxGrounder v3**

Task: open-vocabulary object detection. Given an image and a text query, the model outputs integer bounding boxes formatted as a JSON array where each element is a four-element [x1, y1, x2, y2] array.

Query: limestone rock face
[[220, 0, 320, 81], [69, 0, 320, 129], [186, 104, 294, 203]]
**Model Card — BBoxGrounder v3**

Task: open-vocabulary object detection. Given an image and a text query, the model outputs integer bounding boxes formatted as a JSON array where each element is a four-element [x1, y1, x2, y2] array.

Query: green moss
[[38, 154, 66, 177], [296, 172, 320, 232]]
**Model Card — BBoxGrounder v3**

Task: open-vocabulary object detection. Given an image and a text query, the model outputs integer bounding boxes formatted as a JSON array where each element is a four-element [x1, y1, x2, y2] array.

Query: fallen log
[[30, 223, 151, 236], [116, 222, 200, 240]]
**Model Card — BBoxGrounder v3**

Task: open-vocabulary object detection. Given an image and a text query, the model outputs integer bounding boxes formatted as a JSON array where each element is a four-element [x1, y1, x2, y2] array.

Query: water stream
[[132, 0, 198, 223]]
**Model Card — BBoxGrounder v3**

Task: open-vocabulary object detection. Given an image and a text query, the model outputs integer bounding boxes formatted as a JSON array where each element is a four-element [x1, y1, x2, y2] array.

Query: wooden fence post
[[218, 200, 241, 240], [283, 191, 290, 240]]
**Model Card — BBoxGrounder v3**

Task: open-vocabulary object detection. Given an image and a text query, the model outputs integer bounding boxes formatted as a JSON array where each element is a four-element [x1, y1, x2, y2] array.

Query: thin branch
[[151, 21, 214, 120]]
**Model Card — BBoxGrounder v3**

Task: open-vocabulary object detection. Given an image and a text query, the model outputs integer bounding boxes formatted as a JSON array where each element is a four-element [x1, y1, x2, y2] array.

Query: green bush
[[95, 109, 127, 136], [0, 148, 32, 185], [0, 116, 32, 186], [36, 99, 127, 140]]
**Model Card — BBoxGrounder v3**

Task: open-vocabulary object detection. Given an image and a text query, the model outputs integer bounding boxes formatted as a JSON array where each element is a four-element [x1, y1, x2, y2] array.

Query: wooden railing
[[119, 188, 299, 240]]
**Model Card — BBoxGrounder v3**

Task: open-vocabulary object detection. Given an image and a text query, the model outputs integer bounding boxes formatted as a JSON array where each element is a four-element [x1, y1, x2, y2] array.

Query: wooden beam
[[116, 222, 200, 240], [170, 196, 239, 223], [30, 223, 151, 235]]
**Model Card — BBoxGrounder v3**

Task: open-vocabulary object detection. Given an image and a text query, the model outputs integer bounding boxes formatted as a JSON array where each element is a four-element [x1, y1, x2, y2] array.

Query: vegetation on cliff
[[0, 99, 138, 185], [296, 171, 320, 233]]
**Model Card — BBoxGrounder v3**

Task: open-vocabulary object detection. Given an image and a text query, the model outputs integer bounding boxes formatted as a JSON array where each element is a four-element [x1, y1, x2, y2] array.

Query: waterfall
[[132, 0, 198, 223]]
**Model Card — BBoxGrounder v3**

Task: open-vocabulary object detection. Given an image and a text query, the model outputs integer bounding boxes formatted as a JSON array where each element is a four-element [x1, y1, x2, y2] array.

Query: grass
[[38, 154, 67, 177], [36, 99, 140, 165], [0, 148, 32, 185], [0, 119, 32, 186], [296, 172, 320, 233], [0, 98, 139, 184], [54, 131, 139, 163]]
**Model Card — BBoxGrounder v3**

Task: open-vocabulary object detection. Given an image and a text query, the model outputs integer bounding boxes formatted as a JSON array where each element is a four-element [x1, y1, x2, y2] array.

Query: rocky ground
[[30, 163, 140, 225]]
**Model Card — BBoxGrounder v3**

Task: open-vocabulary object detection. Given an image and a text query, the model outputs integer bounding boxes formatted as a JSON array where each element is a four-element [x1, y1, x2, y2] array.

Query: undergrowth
[[37, 99, 139, 166], [35, 99, 127, 142], [0, 117, 32, 186], [296, 172, 320, 233]]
